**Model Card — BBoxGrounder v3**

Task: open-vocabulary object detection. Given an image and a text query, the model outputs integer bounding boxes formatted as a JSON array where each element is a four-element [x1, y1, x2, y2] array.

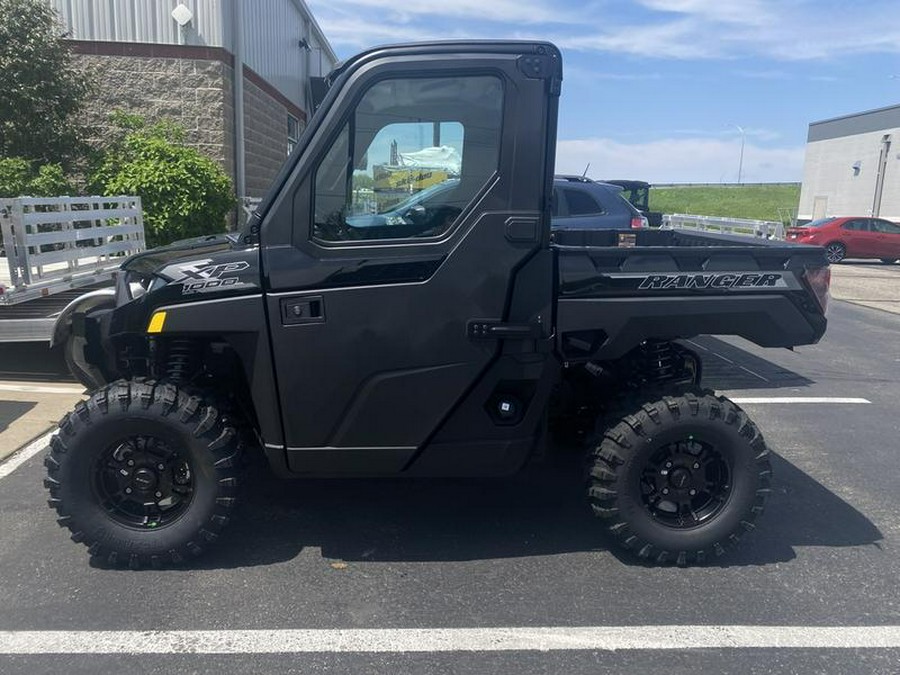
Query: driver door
[[260, 46, 559, 474]]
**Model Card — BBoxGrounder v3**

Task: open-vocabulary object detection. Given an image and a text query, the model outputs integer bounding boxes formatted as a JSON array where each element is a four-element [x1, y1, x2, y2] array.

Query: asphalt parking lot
[[1, 262, 900, 673]]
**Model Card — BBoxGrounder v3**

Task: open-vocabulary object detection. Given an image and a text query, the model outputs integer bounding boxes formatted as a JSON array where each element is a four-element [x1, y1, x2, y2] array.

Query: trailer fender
[[51, 288, 116, 390], [50, 288, 117, 348]]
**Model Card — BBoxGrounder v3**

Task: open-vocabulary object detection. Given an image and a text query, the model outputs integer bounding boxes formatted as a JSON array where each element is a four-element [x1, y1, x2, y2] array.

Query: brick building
[[48, 0, 338, 201]]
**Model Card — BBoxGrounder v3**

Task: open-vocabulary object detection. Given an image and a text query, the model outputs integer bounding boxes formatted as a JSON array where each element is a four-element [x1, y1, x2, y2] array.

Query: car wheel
[[880, 258, 898, 265], [824, 242, 846, 263]]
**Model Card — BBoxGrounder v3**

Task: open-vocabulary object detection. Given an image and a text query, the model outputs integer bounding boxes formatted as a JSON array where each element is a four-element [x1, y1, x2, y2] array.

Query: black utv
[[45, 41, 830, 568]]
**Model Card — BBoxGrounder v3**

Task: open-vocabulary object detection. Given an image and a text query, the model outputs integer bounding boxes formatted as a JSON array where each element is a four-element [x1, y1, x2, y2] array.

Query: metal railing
[[0, 196, 145, 305], [662, 213, 784, 240]]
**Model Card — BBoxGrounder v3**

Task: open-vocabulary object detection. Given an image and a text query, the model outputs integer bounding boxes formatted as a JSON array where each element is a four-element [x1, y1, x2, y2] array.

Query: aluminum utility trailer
[[0, 196, 145, 342]]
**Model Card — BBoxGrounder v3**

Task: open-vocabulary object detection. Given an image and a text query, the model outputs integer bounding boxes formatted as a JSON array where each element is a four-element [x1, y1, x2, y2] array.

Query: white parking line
[[730, 397, 871, 404], [736, 365, 769, 382], [2, 626, 900, 654], [0, 383, 84, 395], [0, 431, 53, 481]]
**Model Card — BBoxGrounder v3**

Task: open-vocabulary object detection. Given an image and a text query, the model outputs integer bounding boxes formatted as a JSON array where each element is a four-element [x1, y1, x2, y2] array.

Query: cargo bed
[[553, 228, 830, 360]]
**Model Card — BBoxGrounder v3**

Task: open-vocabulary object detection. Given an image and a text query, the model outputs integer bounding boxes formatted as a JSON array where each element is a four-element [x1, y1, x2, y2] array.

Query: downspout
[[302, 17, 311, 116], [232, 0, 247, 200]]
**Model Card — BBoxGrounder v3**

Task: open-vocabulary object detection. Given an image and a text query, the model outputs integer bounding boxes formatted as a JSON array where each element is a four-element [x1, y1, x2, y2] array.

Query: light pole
[[733, 125, 746, 184]]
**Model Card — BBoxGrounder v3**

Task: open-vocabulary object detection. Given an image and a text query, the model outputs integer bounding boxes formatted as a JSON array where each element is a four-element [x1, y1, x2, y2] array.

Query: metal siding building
[[46, 0, 338, 199], [49, 0, 225, 46], [798, 104, 900, 223]]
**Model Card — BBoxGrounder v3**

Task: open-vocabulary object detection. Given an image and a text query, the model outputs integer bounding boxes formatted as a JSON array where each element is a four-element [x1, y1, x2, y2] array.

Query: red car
[[786, 217, 900, 264]]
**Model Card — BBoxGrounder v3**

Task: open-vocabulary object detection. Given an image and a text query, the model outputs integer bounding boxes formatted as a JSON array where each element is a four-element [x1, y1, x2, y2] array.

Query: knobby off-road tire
[[44, 380, 241, 568], [586, 389, 771, 566]]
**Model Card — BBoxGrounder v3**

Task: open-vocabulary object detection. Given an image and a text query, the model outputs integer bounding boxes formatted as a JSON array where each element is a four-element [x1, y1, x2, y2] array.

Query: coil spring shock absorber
[[166, 338, 199, 384], [639, 340, 677, 383]]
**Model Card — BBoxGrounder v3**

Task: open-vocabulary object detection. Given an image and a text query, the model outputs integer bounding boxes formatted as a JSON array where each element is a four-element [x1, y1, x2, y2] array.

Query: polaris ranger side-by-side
[[44, 41, 830, 567]]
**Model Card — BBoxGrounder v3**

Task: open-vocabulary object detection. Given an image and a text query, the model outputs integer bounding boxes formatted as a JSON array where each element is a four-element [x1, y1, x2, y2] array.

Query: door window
[[841, 219, 869, 232], [313, 75, 504, 242], [872, 219, 900, 234]]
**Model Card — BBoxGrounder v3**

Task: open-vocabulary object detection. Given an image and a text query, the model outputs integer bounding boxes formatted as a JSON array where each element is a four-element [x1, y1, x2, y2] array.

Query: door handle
[[281, 296, 325, 325], [468, 319, 542, 340]]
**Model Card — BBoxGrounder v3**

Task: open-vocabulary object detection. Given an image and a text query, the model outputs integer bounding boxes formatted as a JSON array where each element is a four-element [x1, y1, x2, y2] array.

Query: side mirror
[[405, 204, 427, 222]]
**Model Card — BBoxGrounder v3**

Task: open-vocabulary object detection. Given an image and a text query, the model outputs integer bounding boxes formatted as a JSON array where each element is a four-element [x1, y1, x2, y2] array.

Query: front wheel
[[45, 380, 242, 568], [586, 389, 771, 565]]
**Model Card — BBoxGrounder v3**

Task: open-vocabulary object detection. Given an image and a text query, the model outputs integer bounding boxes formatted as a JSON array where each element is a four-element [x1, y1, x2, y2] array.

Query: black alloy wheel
[[92, 435, 194, 530], [640, 438, 731, 529]]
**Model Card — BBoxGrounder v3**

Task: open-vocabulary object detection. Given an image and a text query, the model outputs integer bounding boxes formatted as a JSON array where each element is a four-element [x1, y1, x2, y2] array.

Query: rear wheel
[[880, 258, 898, 265], [586, 389, 771, 565], [824, 242, 846, 263], [44, 380, 241, 568]]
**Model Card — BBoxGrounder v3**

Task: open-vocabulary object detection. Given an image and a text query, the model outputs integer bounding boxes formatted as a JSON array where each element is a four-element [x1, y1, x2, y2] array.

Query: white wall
[[49, 0, 225, 46], [799, 128, 900, 221]]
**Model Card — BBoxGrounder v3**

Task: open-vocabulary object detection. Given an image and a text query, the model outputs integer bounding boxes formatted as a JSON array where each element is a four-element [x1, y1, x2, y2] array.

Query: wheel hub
[[668, 467, 693, 489], [641, 438, 731, 529], [92, 435, 194, 529], [131, 467, 158, 492]]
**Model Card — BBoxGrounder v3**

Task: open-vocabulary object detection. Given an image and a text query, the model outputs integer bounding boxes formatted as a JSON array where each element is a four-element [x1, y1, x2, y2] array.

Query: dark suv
[[552, 176, 648, 230]]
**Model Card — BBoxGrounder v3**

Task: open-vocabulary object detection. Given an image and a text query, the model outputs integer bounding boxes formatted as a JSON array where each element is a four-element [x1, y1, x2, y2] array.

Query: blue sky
[[306, 0, 900, 183]]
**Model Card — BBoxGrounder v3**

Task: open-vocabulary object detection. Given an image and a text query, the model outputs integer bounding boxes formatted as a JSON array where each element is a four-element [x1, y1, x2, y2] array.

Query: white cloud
[[559, 19, 717, 60], [734, 69, 789, 80], [556, 137, 805, 183], [635, 0, 775, 27], [311, 0, 579, 27], [311, 0, 900, 62], [566, 65, 663, 82]]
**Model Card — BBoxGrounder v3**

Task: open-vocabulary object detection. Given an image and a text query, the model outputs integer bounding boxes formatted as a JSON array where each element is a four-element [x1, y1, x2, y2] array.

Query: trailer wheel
[[586, 389, 771, 566], [44, 380, 241, 568]]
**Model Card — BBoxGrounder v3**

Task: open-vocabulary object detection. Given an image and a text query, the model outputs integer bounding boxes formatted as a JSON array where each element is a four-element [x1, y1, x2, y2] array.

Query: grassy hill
[[650, 184, 800, 223]]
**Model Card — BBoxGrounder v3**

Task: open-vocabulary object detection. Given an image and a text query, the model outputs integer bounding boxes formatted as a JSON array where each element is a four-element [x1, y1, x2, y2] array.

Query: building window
[[287, 114, 301, 155]]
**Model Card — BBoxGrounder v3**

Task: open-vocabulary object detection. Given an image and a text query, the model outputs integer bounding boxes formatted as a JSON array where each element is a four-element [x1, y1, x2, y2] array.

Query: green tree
[[90, 116, 235, 248], [0, 0, 91, 167]]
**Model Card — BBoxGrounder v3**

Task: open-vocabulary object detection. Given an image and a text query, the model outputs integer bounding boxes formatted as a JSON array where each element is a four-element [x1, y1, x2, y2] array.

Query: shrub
[[90, 117, 235, 248], [0, 157, 73, 197]]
